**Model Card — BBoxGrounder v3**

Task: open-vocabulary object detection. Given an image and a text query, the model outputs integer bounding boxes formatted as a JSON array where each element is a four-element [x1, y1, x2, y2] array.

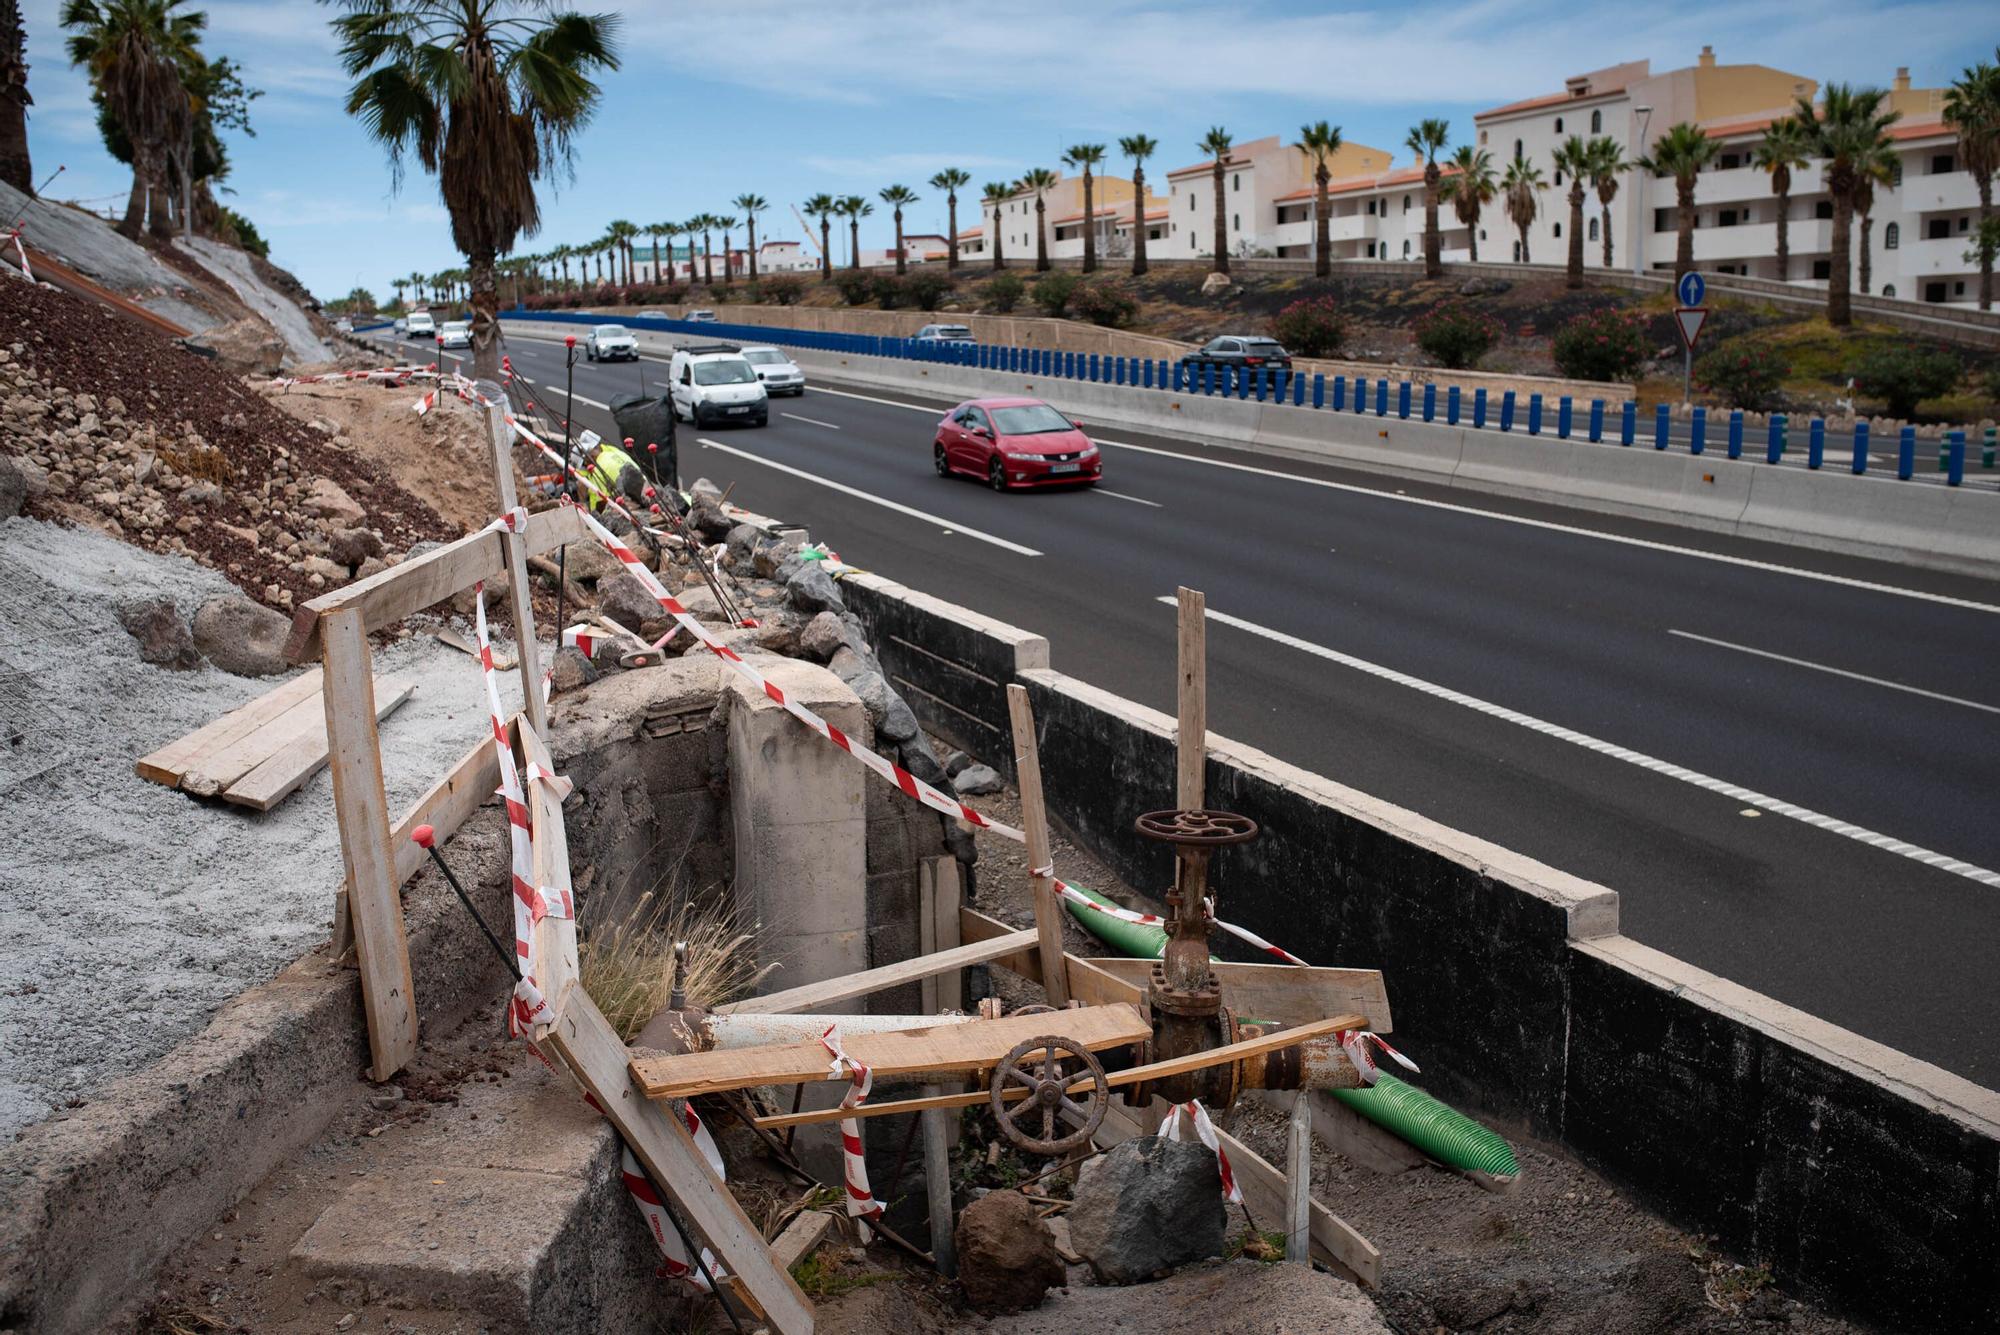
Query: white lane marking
[[792, 381, 1998, 615], [806, 384, 951, 415], [1094, 488, 1162, 508], [781, 412, 843, 430], [1667, 629, 2000, 716], [697, 438, 1042, 557], [1167, 596, 2000, 889]]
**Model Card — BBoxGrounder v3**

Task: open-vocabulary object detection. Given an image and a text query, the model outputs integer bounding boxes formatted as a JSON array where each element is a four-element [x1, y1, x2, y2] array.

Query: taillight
[[1246, 357, 1263, 366]]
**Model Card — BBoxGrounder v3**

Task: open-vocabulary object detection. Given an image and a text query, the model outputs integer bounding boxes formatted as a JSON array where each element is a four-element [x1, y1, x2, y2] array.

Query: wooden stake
[[1286, 1090, 1313, 1267], [918, 856, 965, 1016], [487, 400, 548, 737], [320, 606, 418, 1079], [921, 1091, 957, 1278], [1177, 586, 1206, 811], [1005, 684, 1068, 1007]]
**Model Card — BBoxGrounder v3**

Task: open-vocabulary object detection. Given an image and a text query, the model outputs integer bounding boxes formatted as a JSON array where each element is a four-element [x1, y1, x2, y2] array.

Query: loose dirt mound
[[0, 276, 454, 612]]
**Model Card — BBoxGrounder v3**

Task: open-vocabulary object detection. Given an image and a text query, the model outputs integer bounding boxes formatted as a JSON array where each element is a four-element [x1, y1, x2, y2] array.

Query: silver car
[[585, 323, 638, 362], [741, 345, 805, 396]]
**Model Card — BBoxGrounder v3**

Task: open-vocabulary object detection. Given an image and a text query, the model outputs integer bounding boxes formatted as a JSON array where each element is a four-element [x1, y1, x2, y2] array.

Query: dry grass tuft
[[579, 887, 775, 1041]]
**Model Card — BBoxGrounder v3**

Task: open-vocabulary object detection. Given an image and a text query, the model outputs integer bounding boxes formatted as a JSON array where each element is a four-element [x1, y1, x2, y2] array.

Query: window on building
[[1891, 160, 1903, 187], [1513, 240, 1522, 262], [1479, 129, 1489, 145], [1815, 200, 1833, 219], [1402, 239, 1411, 257], [1931, 153, 1956, 174], [1654, 208, 1671, 232], [1719, 208, 1739, 227], [1554, 117, 1564, 133], [1403, 194, 1411, 211], [1232, 213, 1240, 231], [1882, 284, 1896, 298], [1554, 169, 1564, 186], [1928, 218, 1950, 240], [1479, 228, 1487, 240], [1233, 173, 1241, 192], [1553, 221, 1561, 237], [1514, 138, 1523, 162], [1885, 222, 1899, 249], [1957, 281, 1968, 296], [1189, 194, 1196, 211], [1720, 153, 1741, 170], [1925, 281, 1946, 302], [1365, 242, 1375, 257], [1589, 217, 1599, 241], [1590, 109, 1602, 134], [1813, 259, 1832, 280], [1366, 199, 1376, 216], [1961, 215, 1972, 232]]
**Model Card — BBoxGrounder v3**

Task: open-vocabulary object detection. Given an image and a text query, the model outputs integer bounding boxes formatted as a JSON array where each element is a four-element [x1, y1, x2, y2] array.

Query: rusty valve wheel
[[1134, 809, 1260, 846], [990, 1034, 1109, 1156]]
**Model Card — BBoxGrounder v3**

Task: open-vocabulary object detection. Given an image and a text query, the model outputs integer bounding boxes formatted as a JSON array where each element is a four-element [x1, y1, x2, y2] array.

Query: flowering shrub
[[519, 281, 686, 310], [1550, 308, 1650, 382], [986, 273, 1025, 313], [871, 274, 907, 309], [1070, 283, 1138, 328], [1033, 271, 1080, 317], [1271, 296, 1346, 358], [1412, 303, 1503, 370], [1694, 341, 1789, 410], [904, 270, 955, 311], [1852, 344, 1961, 419], [759, 275, 805, 305]]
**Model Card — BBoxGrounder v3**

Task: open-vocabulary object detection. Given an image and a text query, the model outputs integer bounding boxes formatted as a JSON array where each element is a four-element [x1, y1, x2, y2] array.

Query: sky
[[16, 0, 1998, 301]]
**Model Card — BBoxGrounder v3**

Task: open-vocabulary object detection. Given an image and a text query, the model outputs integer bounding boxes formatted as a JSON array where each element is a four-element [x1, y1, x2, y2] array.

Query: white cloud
[[800, 151, 1022, 179], [242, 188, 448, 229]]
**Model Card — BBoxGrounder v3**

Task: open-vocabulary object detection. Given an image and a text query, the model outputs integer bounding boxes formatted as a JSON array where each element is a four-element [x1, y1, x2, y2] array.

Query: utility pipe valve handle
[[991, 1035, 1109, 1156], [1134, 809, 1260, 846]]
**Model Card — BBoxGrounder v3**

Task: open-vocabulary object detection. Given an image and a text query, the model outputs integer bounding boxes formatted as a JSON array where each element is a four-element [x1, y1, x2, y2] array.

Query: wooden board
[[135, 668, 324, 787], [1082, 957, 1393, 1033], [1177, 585, 1206, 810], [390, 730, 503, 887], [487, 402, 548, 738], [516, 719, 578, 1018], [221, 677, 416, 810], [320, 607, 417, 1079], [632, 1003, 1150, 1102], [958, 906, 1146, 1013], [542, 988, 816, 1334], [770, 1209, 837, 1272], [715, 928, 1039, 1017], [436, 627, 514, 670], [1004, 685, 1068, 1007]]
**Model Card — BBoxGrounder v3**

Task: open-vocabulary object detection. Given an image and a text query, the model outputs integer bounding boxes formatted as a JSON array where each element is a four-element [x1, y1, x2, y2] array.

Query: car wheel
[[988, 457, 1007, 492], [934, 442, 950, 477], [755, 413, 769, 427]]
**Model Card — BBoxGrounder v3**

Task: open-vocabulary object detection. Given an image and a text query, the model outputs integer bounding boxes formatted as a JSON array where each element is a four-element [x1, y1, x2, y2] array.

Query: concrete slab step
[[290, 1051, 666, 1334]]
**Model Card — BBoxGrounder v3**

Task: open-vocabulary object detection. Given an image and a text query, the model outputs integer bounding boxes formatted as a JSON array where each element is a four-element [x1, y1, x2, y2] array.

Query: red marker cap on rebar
[[412, 824, 437, 848], [565, 334, 576, 348], [623, 436, 633, 446], [647, 442, 658, 453]]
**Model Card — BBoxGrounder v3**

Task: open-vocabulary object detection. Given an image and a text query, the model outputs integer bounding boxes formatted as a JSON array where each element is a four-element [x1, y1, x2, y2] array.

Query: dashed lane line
[[1667, 629, 2000, 716]]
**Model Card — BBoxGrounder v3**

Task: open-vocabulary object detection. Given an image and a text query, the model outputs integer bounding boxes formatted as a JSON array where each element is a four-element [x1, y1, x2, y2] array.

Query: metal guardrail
[[499, 308, 1998, 489]]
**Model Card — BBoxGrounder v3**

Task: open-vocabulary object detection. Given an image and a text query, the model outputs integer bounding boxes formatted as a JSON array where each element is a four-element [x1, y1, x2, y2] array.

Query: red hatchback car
[[934, 397, 1102, 491]]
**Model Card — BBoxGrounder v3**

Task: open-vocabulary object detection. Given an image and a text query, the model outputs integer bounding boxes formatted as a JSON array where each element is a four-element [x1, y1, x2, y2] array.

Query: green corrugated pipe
[[1061, 882, 1519, 1180]]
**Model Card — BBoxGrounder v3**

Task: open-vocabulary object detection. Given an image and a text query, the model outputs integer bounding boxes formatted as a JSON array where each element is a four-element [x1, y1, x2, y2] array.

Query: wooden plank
[[1177, 585, 1206, 810], [922, 1092, 957, 1277], [136, 668, 324, 786], [1095, 1097, 1382, 1289], [320, 607, 418, 1079], [285, 503, 592, 662], [180, 690, 327, 797], [1286, 1091, 1313, 1267], [222, 677, 417, 811], [542, 989, 816, 1335], [959, 906, 1145, 1012], [918, 856, 963, 1016], [390, 730, 504, 887], [718, 928, 1039, 1018], [1004, 684, 1068, 1007], [752, 1014, 1359, 1132], [770, 1209, 836, 1272], [487, 401, 548, 737], [1082, 957, 1392, 1033], [633, 1003, 1150, 1102], [516, 718, 578, 1018]]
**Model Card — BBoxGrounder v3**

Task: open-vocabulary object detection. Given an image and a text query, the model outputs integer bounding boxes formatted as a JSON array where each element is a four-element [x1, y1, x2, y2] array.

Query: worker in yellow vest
[[574, 436, 645, 512]]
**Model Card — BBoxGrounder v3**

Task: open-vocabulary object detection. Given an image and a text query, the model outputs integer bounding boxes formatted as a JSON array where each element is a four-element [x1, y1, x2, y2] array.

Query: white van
[[668, 343, 768, 427], [406, 311, 436, 341]]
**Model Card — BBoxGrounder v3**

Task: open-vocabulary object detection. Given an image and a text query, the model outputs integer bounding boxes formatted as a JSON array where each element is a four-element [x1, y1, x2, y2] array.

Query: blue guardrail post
[[1947, 429, 1966, 486], [1423, 383, 1437, 422], [1293, 371, 1306, 406], [1654, 403, 1670, 450], [1767, 413, 1786, 464], [1353, 377, 1368, 414], [1728, 410, 1743, 459], [1499, 390, 1516, 433], [1619, 401, 1636, 445], [1313, 374, 1326, 409], [1898, 425, 1916, 479], [1472, 388, 1487, 429], [1689, 406, 1706, 455], [1332, 376, 1346, 411], [1526, 394, 1542, 435], [1556, 396, 1571, 438], [1851, 420, 1868, 474], [1398, 382, 1412, 420], [1808, 418, 1825, 470], [1375, 379, 1389, 416], [1447, 385, 1461, 425], [1588, 399, 1603, 442]]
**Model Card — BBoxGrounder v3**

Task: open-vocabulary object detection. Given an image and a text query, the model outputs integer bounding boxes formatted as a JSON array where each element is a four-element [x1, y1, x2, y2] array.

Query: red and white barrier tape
[[1338, 1029, 1420, 1083], [819, 1023, 883, 1237], [1160, 1099, 1242, 1203], [4, 229, 29, 283], [621, 1108, 730, 1287], [1051, 879, 1309, 967], [268, 363, 439, 390]]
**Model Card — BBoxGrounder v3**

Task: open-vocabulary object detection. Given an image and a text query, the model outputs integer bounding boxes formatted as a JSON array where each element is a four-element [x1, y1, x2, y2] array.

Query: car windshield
[[443, 323, 469, 335], [742, 349, 787, 365], [693, 359, 756, 385], [932, 326, 971, 338], [595, 325, 627, 338], [1244, 340, 1287, 356], [991, 404, 1074, 435]]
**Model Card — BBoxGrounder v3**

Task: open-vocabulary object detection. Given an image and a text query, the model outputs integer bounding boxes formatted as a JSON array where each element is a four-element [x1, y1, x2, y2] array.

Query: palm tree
[[1199, 126, 1233, 273], [1061, 143, 1106, 272], [1854, 140, 1895, 295], [2, 0, 33, 193], [981, 180, 1010, 270], [1019, 167, 1057, 271], [605, 218, 638, 286], [1794, 84, 1899, 326], [929, 168, 969, 270], [689, 214, 713, 284], [390, 276, 410, 309], [328, 0, 618, 378], [1294, 121, 1342, 279], [839, 194, 870, 269], [1440, 145, 1496, 262], [1407, 117, 1449, 278], [734, 193, 766, 281], [714, 213, 736, 284], [63, 0, 204, 239], [1637, 121, 1718, 281], [1551, 135, 1592, 288], [879, 183, 918, 275], [1118, 135, 1156, 277], [1585, 136, 1629, 269], [1501, 156, 1545, 263], [804, 192, 835, 279], [547, 245, 569, 291], [1751, 118, 1810, 281], [642, 221, 666, 284], [1944, 53, 2000, 309], [406, 268, 425, 304]]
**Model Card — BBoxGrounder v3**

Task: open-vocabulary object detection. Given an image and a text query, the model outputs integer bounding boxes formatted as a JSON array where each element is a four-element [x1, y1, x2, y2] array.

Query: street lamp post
[[1631, 105, 1653, 277]]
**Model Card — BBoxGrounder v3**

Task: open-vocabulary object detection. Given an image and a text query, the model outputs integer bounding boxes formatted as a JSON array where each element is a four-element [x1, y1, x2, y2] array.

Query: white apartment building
[[1160, 135, 1395, 260], [756, 240, 816, 273], [974, 172, 1157, 264]]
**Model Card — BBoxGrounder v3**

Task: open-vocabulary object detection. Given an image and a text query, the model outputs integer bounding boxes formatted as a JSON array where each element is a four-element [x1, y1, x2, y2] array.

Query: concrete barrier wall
[[833, 575, 2000, 1331]]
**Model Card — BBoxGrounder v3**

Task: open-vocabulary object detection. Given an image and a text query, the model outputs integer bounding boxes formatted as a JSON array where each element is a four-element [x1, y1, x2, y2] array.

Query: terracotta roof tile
[[1476, 84, 1626, 121]]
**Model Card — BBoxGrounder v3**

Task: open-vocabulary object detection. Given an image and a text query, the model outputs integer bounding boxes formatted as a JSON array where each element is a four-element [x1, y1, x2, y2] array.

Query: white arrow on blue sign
[[1677, 270, 1705, 307]]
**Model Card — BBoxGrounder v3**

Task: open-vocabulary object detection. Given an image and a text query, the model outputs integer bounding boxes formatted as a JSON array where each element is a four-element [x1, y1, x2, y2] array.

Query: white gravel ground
[[0, 517, 522, 1138], [176, 236, 334, 367]]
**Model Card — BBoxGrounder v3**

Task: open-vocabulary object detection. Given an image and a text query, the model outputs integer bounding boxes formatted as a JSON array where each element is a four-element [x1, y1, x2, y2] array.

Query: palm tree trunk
[[1858, 216, 1873, 295], [722, 234, 732, 285], [119, 173, 145, 239], [894, 211, 906, 275], [468, 248, 501, 381], [820, 220, 832, 278], [748, 218, 759, 282], [1035, 198, 1048, 271], [1467, 208, 1479, 263], [992, 209, 1004, 271], [0, 0, 30, 197], [1131, 170, 1148, 277], [1210, 164, 1229, 274], [1775, 186, 1790, 281], [1566, 182, 1585, 288], [650, 237, 660, 285], [703, 234, 714, 285], [1828, 192, 1853, 327], [1978, 174, 1993, 311], [1314, 169, 1330, 279], [847, 219, 859, 269], [946, 195, 959, 271], [1424, 167, 1442, 278], [1673, 178, 1695, 278], [1081, 168, 1096, 274]]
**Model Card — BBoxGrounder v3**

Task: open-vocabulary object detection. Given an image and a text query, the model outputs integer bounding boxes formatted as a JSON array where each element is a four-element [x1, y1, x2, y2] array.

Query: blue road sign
[[1677, 270, 1705, 307]]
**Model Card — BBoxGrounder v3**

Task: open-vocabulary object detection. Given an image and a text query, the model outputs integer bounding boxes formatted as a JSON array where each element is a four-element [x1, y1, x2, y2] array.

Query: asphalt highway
[[378, 327, 2000, 1087]]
